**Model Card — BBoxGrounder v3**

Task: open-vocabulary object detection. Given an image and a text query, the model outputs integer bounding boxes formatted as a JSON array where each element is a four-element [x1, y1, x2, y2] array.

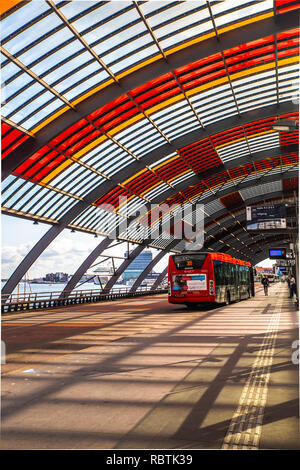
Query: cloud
[[1, 234, 169, 280], [1, 236, 100, 279]]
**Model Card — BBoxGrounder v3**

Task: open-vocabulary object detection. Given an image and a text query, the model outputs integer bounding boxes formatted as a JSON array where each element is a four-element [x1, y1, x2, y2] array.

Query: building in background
[[44, 272, 69, 283], [122, 250, 153, 282]]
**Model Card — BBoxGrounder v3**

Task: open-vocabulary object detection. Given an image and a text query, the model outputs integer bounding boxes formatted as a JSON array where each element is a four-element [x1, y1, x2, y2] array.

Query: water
[[1, 281, 130, 298]]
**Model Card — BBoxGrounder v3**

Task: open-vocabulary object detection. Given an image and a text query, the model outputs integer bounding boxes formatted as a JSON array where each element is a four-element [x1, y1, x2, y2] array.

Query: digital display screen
[[269, 248, 286, 259], [246, 205, 286, 230]]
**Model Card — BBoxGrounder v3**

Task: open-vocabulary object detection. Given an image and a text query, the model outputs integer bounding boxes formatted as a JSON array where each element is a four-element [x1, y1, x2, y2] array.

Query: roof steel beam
[[59, 236, 113, 299], [104, 244, 145, 292], [1, 199, 88, 299], [3, 101, 297, 183], [2, 175, 297, 298], [198, 169, 298, 213], [202, 186, 298, 225], [2, 11, 298, 179]]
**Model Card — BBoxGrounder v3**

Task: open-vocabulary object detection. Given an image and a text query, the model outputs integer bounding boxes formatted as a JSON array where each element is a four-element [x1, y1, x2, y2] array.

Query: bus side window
[[224, 262, 229, 285], [213, 260, 221, 286], [230, 264, 235, 285]]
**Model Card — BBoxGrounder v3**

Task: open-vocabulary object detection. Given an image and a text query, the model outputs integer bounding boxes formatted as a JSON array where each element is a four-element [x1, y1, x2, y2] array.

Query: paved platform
[[1, 283, 299, 450]]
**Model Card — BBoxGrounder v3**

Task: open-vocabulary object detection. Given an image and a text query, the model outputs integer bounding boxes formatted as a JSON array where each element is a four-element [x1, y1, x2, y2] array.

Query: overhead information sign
[[269, 248, 287, 259], [246, 205, 286, 230]]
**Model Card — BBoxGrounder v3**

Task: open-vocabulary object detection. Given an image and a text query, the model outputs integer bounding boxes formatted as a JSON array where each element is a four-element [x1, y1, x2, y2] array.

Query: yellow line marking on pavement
[[222, 289, 284, 449]]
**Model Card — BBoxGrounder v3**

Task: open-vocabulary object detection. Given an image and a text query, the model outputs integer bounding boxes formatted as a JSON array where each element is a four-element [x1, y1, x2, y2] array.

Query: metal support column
[[1, 200, 87, 299], [59, 237, 113, 298], [130, 240, 178, 292], [152, 267, 168, 291], [104, 244, 145, 292]]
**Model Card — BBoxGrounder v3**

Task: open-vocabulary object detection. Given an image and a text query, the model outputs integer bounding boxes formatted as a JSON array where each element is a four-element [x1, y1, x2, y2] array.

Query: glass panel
[[42, 50, 92, 85], [3, 82, 47, 115], [134, 138, 166, 158], [27, 38, 84, 74], [151, 8, 210, 35], [71, 2, 131, 33], [88, 21, 146, 55], [7, 90, 55, 121], [59, 1, 96, 19], [38, 196, 68, 218], [21, 188, 55, 214], [212, 1, 273, 27], [54, 62, 102, 93], [167, 122, 201, 140], [99, 34, 154, 66], [1, 72, 33, 103], [1, 2, 51, 42], [21, 99, 64, 130], [1, 60, 24, 84], [64, 70, 109, 101], [109, 44, 159, 74], [2, 178, 29, 205], [160, 20, 213, 49], [4, 13, 63, 55], [138, 1, 175, 16], [10, 184, 45, 210], [120, 127, 159, 148], [49, 197, 78, 219]]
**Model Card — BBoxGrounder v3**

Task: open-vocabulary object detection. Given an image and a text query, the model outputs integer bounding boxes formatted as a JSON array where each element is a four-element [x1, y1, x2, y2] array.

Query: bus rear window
[[173, 254, 207, 270]]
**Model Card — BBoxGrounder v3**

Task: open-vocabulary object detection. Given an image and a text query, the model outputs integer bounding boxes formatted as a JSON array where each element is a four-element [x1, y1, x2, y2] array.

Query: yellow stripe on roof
[[218, 12, 274, 36], [215, 130, 277, 150], [0, 0, 23, 15], [71, 79, 114, 106], [116, 54, 163, 80], [140, 181, 161, 197], [122, 168, 147, 186], [108, 113, 144, 137], [168, 169, 191, 183], [72, 134, 107, 160], [41, 159, 73, 185], [31, 106, 70, 134], [165, 31, 216, 57]]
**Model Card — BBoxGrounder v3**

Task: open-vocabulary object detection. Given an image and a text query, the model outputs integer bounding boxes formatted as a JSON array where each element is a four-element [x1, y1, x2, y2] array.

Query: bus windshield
[[172, 254, 207, 270]]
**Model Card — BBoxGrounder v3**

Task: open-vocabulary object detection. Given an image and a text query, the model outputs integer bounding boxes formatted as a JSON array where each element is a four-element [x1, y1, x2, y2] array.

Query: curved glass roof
[[1, 0, 299, 278]]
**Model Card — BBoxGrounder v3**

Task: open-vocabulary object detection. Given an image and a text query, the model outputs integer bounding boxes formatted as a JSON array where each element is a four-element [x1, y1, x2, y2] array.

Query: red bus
[[168, 252, 253, 307]]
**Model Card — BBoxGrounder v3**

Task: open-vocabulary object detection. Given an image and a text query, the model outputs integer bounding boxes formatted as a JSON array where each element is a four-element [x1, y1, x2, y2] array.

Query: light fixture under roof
[[271, 120, 299, 132]]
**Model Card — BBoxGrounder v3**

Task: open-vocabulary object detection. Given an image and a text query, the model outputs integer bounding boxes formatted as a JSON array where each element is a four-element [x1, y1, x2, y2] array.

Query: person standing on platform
[[289, 276, 297, 299], [261, 275, 269, 296]]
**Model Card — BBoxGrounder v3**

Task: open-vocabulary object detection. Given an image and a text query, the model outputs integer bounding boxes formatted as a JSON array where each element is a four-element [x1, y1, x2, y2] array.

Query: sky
[[1, 213, 274, 281], [1, 214, 169, 279]]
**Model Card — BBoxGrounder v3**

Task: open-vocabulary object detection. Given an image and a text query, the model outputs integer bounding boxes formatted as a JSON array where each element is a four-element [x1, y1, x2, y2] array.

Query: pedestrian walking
[[261, 275, 269, 296], [289, 276, 297, 299]]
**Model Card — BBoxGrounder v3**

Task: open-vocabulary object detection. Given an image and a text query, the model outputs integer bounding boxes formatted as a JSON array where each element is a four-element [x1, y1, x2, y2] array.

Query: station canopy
[[1, 0, 299, 294]]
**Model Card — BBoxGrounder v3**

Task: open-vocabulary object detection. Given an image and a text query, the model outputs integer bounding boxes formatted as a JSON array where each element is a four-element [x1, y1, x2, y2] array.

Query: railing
[[1, 285, 168, 314]]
